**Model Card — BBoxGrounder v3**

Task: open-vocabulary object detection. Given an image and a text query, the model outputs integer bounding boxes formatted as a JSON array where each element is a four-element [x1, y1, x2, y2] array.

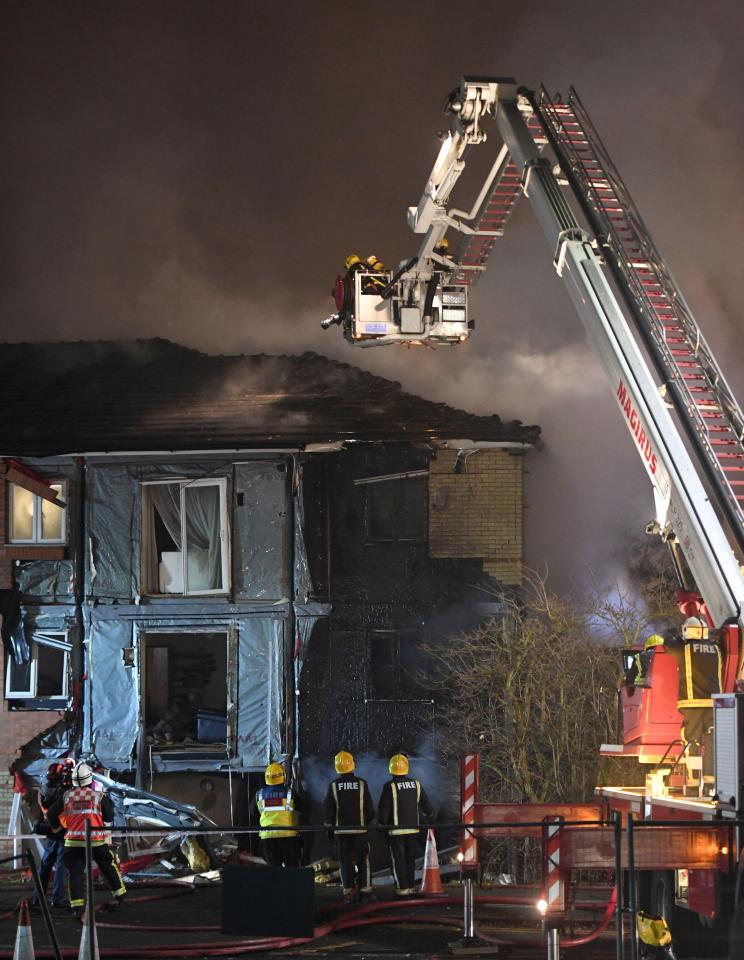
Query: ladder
[[533, 86, 744, 553], [452, 115, 544, 285]]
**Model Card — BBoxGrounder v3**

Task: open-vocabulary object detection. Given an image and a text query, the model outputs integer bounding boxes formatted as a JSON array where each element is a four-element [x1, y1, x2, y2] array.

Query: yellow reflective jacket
[[256, 785, 299, 839]]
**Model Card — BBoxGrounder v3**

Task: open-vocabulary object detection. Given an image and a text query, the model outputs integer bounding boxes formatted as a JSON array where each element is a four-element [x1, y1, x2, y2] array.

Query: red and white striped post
[[539, 816, 565, 960], [460, 754, 480, 868], [541, 815, 565, 915]]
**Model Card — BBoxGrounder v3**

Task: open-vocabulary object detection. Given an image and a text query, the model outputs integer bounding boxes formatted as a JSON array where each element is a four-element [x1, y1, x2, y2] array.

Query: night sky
[[2, 1, 743, 592]]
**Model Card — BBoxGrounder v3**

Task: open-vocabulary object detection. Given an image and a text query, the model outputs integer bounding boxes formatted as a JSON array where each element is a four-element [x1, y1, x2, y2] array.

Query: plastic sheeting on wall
[[236, 617, 283, 766], [16, 560, 75, 601], [293, 607, 329, 679], [293, 481, 313, 603], [233, 462, 288, 600], [86, 466, 137, 600], [87, 614, 139, 766]]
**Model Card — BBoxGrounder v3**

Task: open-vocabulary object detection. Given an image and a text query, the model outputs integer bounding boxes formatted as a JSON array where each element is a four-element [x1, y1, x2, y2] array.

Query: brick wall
[[0, 661, 64, 855], [429, 448, 523, 585]]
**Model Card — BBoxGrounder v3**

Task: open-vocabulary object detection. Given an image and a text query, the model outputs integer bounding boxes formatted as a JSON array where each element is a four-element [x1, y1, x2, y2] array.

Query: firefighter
[[323, 750, 375, 901], [665, 616, 722, 778], [255, 762, 305, 867], [47, 761, 126, 919], [378, 754, 434, 896], [362, 255, 387, 294], [32, 761, 71, 910], [628, 633, 665, 687]]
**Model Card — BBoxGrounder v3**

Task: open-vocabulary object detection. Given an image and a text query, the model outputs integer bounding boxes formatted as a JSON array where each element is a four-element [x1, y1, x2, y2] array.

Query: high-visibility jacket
[[256, 785, 299, 839], [666, 637, 723, 709], [60, 787, 113, 846], [378, 777, 434, 836], [323, 774, 374, 835]]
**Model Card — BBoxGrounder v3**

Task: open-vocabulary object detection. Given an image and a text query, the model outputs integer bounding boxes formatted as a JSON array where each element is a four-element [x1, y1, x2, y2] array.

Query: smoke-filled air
[[2, 0, 743, 592]]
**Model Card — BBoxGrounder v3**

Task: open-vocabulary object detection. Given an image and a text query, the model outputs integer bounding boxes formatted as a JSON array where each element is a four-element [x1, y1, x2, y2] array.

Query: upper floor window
[[5, 632, 71, 706], [141, 479, 228, 595], [9, 482, 67, 544], [366, 476, 427, 543]]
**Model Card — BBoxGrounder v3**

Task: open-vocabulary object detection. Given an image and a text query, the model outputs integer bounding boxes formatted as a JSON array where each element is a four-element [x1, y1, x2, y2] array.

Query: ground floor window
[[142, 631, 229, 751], [5, 632, 71, 708]]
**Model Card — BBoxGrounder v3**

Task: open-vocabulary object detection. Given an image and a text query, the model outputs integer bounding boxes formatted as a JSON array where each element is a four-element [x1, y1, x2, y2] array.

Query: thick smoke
[[2, 1, 743, 592]]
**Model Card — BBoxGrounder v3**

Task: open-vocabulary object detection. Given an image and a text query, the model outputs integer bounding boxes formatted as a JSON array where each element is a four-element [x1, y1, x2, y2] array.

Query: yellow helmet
[[335, 750, 355, 774], [644, 634, 665, 650], [365, 255, 385, 271], [683, 616, 708, 641], [389, 753, 409, 776], [344, 254, 362, 270], [265, 762, 285, 785], [436, 237, 449, 251]]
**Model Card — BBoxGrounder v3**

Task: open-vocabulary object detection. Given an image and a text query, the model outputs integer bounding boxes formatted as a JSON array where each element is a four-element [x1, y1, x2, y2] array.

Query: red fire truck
[[324, 77, 744, 954]]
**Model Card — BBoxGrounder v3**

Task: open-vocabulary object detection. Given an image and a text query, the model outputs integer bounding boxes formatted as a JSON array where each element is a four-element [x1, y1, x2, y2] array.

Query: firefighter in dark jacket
[[255, 762, 306, 867], [323, 750, 375, 900], [378, 754, 435, 896], [46, 761, 126, 919], [665, 616, 722, 778], [32, 760, 72, 909]]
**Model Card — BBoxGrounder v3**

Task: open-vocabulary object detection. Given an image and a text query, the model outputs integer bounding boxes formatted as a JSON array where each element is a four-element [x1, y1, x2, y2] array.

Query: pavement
[[0, 873, 625, 959]]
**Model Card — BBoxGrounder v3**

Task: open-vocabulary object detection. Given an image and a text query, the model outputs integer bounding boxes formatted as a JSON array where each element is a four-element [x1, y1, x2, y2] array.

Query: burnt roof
[[0, 338, 540, 456]]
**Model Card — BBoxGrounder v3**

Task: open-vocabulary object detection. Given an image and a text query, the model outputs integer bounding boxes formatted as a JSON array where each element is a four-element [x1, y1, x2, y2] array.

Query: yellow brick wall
[[428, 449, 523, 585]]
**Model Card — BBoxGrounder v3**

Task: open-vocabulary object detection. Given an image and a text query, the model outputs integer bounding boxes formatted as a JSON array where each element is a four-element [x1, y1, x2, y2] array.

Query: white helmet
[[72, 762, 93, 788], [683, 616, 708, 641]]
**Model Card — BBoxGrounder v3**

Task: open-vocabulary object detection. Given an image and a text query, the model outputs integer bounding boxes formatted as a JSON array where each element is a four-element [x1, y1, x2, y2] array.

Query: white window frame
[[142, 478, 229, 596], [8, 481, 67, 545], [5, 632, 71, 701]]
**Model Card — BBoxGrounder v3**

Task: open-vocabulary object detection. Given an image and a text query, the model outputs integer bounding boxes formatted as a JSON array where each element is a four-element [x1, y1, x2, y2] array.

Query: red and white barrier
[[459, 754, 480, 867], [541, 816, 565, 916]]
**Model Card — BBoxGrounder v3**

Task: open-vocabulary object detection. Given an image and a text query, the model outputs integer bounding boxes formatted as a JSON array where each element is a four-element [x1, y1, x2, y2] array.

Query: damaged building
[[0, 339, 539, 841]]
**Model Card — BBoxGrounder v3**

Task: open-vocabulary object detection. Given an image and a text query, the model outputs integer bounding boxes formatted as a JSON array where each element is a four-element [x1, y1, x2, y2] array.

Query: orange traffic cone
[[419, 829, 445, 895], [77, 908, 100, 960], [13, 899, 35, 960]]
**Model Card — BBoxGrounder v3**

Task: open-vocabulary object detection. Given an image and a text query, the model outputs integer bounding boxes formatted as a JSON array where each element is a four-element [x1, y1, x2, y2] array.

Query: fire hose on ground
[[0, 885, 619, 957]]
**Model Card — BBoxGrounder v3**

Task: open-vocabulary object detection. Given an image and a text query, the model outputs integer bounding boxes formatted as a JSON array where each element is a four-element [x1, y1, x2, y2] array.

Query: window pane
[[11, 485, 34, 540], [147, 483, 183, 593], [184, 485, 223, 591], [7, 658, 32, 695], [41, 485, 64, 541], [367, 478, 427, 542], [36, 644, 66, 697]]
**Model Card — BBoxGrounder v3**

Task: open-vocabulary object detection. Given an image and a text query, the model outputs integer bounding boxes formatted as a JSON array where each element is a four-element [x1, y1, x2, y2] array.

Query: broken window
[[142, 631, 229, 751], [9, 482, 66, 544], [5, 632, 71, 706], [365, 477, 427, 543], [141, 479, 228, 595]]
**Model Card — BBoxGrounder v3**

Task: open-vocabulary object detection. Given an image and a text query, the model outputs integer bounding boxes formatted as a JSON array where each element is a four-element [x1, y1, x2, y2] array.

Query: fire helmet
[[72, 762, 93, 788], [683, 616, 708, 641], [365, 255, 385, 271], [265, 762, 285, 785], [344, 254, 362, 271], [334, 751, 355, 774], [389, 754, 409, 776], [644, 634, 665, 650]]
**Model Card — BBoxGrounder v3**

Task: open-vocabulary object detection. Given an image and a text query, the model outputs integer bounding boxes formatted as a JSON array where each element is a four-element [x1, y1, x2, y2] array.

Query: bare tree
[[426, 569, 649, 805]]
